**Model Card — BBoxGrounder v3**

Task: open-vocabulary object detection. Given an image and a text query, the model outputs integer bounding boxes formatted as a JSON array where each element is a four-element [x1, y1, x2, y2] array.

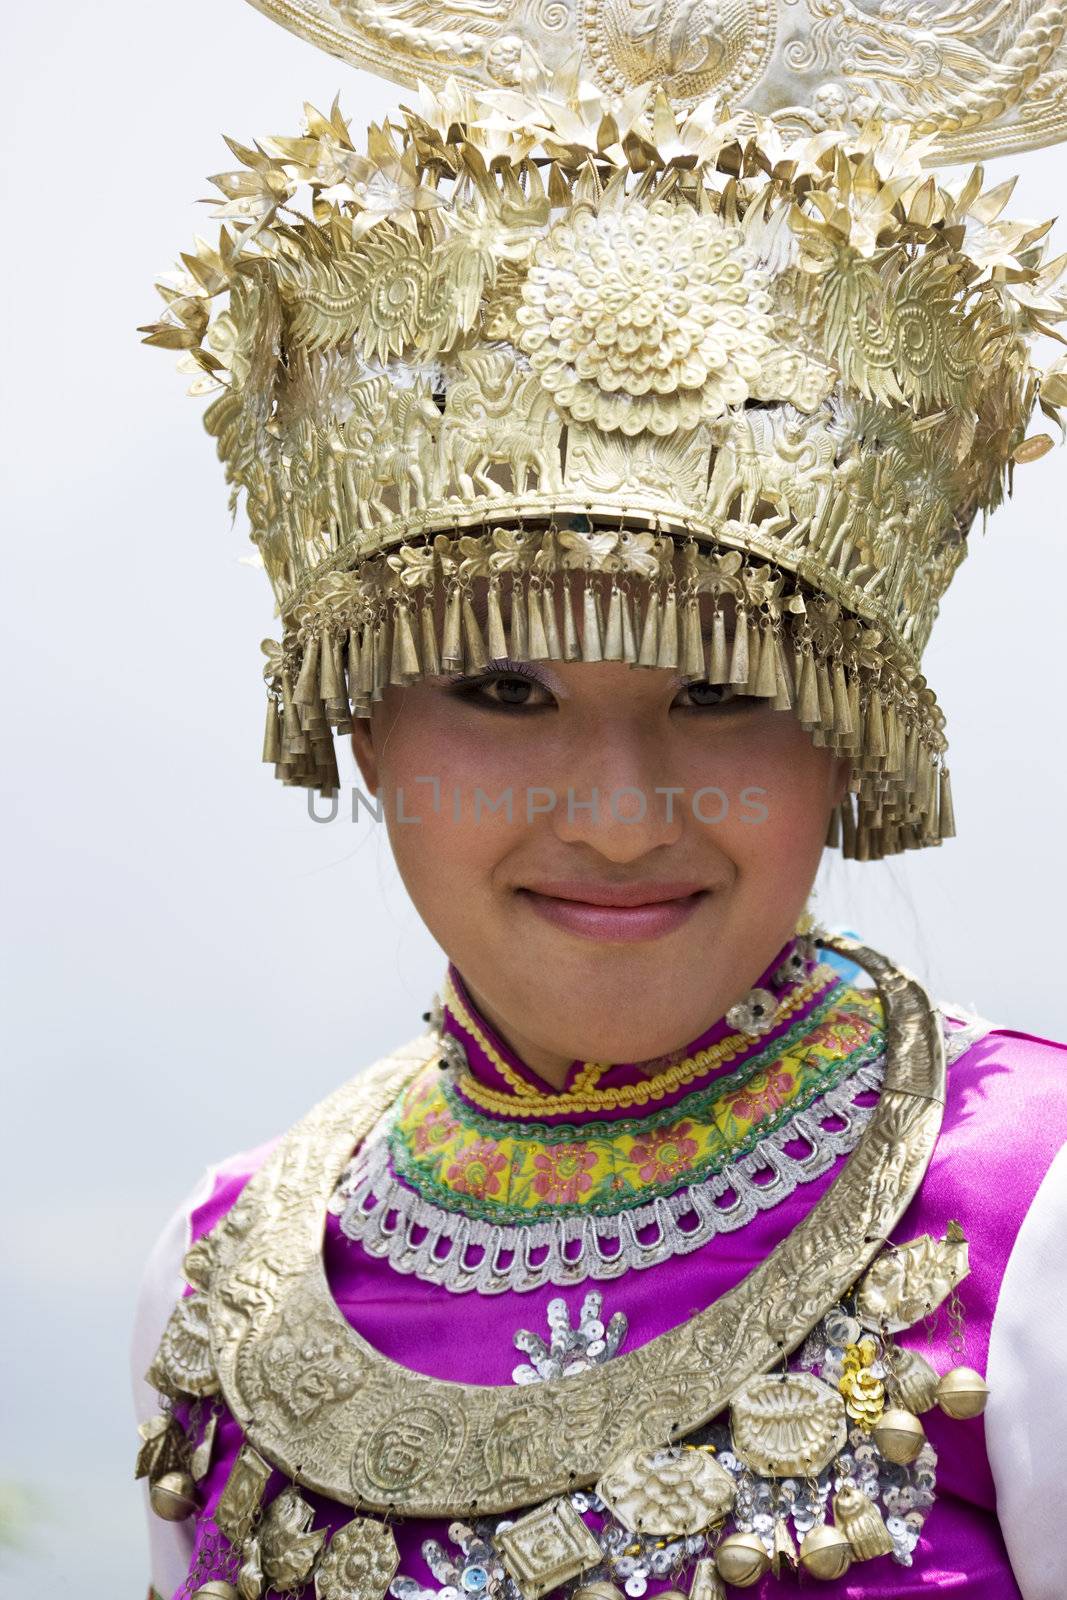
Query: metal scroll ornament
[[729, 1372, 847, 1477], [241, 0, 1067, 164], [199, 935, 945, 1517], [596, 1445, 736, 1535], [855, 1221, 969, 1332], [314, 1518, 400, 1600]]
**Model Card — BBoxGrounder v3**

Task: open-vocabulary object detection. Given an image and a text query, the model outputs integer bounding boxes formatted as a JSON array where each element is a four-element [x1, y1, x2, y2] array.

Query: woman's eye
[[452, 670, 555, 710], [676, 681, 755, 710]]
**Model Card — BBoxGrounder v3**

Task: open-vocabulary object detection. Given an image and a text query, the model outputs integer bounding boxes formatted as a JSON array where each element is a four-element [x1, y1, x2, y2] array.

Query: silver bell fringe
[[259, 518, 952, 860]]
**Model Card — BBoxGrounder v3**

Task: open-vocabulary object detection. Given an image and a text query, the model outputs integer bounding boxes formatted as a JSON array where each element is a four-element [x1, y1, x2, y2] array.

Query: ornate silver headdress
[[144, 4, 1067, 858]]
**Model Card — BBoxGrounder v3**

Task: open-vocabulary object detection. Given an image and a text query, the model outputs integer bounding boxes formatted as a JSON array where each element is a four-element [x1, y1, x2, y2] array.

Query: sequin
[[512, 1290, 628, 1383]]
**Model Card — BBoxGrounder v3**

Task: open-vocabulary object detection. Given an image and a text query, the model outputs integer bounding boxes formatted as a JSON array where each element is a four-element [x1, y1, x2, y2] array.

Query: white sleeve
[[986, 1142, 1067, 1600], [130, 1168, 218, 1600]]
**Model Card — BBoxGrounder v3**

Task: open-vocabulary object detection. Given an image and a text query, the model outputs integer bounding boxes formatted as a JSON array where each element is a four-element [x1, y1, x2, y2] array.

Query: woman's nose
[[547, 725, 687, 862]]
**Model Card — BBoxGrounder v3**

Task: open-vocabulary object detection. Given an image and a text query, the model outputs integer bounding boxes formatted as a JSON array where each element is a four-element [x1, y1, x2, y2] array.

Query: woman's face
[[352, 651, 849, 1081]]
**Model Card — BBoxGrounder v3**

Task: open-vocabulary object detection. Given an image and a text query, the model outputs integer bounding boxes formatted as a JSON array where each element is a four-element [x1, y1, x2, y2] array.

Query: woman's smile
[[514, 879, 710, 942]]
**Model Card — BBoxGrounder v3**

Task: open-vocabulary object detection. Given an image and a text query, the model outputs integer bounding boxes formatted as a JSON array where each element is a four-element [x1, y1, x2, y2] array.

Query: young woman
[[133, 16, 1067, 1599]]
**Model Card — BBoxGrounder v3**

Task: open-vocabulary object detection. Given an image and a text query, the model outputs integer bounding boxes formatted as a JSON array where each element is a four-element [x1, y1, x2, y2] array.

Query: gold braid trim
[[444, 965, 837, 1117]]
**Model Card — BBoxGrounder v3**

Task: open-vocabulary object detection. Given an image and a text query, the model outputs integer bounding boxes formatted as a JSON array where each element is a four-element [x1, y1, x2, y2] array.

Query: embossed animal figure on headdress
[[437, 350, 564, 500], [332, 375, 441, 527]]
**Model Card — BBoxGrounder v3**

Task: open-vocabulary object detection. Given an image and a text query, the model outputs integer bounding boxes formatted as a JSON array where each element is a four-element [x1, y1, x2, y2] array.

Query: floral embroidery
[[531, 1144, 598, 1203], [630, 1122, 700, 1184], [410, 1103, 461, 1154], [804, 1016, 871, 1053], [381, 984, 884, 1225], [727, 1067, 795, 1124], [445, 1141, 508, 1199]]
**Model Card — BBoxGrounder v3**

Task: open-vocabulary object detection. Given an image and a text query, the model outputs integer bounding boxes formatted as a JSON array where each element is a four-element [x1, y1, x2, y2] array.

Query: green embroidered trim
[[385, 987, 884, 1224]]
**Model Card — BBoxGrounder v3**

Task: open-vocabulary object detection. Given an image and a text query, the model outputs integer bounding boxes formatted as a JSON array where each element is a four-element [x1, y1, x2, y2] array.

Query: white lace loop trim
[[329, 1012, 990, 1296]]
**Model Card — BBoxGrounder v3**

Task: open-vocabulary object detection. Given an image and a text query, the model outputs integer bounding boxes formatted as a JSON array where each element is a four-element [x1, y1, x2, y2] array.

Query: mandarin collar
[[438, 938, 844, 1124]]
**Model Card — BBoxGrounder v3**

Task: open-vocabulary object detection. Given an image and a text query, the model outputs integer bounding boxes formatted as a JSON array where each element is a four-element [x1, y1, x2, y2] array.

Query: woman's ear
[[350, 717, 379, 796]]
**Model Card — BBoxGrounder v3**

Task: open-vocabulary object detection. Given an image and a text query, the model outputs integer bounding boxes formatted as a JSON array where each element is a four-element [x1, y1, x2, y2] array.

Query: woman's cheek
[[676, 724, 834, 866], [378, 718, 523, 893]]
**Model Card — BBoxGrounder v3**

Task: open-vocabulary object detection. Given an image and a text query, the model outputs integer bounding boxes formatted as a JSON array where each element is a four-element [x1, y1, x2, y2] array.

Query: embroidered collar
[[379, 981, 882, 1223], [330, 964, 890, 1293], [441, 938, 843, 1121]]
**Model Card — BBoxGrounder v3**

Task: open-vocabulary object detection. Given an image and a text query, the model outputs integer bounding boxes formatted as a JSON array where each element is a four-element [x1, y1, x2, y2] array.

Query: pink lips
[[516, 880, 707, 943]]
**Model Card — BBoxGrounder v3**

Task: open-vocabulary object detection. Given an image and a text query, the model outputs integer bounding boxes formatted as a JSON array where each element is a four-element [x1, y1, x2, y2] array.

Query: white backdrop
[[2, 3, 1065, 1591]]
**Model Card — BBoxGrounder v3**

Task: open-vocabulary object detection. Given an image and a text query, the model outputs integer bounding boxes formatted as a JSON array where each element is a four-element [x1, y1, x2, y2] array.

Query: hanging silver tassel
[[262, 695, 281, 764], [938, 767, 957, 838], [604, 583, 625, 662], [754, 625, 777, 698], [883, 700, 902, 775], [293, 634, 320, 707], [916, 747, 933, 818], [798, 651, 820, 726], [486, 580, 508, 661], [866, 691, 888, 760], [681, 592, 703, 679], [419, 601, 440, 677], [594, 581, 607, 655], [357, 621, 374, 703], [848, 672, 862, 745], [581, 577, 604, 662], [394, 603, 422, 678], [708, 608, 729, 683], [319, 735, 341, 793], [832, 661, 853, 739], [825, 805, 842, 848], [332, 633, 348, 710], [728, 607, 749, 685], [656, 585, 679, 670], [441, 586, 462, 668], [346, 627, 361, 711], [510, 573, 529, 660], [773, 634, 794, 711], [893, 704, 908, 777], [541, 583, 563, 659], [621, 587, 638, 663], [461, 592, 489, 673], [364, 620, 380, 701], [374, 615, 392, 700], [744, 620, 762, 695], [904, 721, 919, 792], [528, 581, 550, 659], [563, 574, 581, 661], [319, 631, 341, 702], [389, 615, 407, 685], [816, 658, 834, 730], [637, 585, 660, 667]]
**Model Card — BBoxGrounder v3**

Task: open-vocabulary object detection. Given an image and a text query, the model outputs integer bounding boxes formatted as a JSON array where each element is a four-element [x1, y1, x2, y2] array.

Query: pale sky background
[[2, 3, 1066, 1592]]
